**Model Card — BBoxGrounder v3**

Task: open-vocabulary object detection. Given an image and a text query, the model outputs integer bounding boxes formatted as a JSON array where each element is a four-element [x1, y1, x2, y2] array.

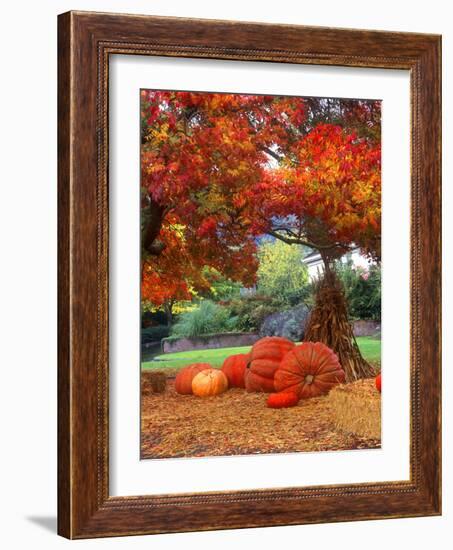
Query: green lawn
[[141, 336, 381, 370], [355, 336, 381, 363]]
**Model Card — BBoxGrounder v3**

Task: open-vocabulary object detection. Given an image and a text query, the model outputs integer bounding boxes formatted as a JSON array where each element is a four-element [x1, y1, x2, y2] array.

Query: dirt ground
[[141, 373, 381, 459]]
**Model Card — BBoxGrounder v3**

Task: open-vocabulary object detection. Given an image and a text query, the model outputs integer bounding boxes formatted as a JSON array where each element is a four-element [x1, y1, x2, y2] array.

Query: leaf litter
[[141, 374, 381, 459]]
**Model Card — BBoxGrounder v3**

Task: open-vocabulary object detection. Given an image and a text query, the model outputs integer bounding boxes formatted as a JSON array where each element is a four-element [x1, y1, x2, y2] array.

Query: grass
[[354, 335, 381, 364], [141, 336, 381, 370], [142, 345, 253, 369]]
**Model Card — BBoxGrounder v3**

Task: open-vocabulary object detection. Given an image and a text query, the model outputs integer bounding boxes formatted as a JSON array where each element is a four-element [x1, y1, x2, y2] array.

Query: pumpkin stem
[[305, 374, 314, 385]]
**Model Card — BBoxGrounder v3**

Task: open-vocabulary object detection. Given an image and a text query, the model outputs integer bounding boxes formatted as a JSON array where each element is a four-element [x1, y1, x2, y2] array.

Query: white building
[[302, 247, 372, 281]]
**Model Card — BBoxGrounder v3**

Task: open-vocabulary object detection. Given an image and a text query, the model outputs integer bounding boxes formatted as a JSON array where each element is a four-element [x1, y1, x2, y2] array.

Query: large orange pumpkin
[[267, 391, 300, 409], [244, 336, 295, 393], [192, 369, 229, 397], [221, 353, 249, 388], [174, 363, 211, 395], [274, 342, 345, 399]]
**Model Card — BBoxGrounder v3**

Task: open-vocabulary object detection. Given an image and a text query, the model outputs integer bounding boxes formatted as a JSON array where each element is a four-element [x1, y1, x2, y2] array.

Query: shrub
[[226, 295, 280, 333], [336, 261, 381, 321], [201, 268, 242, 302], [141, 308, 168, 328], [141, 325, 170, 344], [170, 300, 239, 338]]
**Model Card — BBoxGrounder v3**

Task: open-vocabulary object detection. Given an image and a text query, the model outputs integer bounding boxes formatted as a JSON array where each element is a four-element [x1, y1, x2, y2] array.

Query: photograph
[[140, 89, 382, 459]]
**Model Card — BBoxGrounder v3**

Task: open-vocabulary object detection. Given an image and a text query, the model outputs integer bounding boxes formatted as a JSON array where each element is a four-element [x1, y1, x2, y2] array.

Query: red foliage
[[140, 91, 381, 310], [248, 124, 381, 262]]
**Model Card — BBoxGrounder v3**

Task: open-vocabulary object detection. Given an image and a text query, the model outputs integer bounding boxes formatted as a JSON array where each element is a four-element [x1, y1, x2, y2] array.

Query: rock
[[259, 304, 310, 341]]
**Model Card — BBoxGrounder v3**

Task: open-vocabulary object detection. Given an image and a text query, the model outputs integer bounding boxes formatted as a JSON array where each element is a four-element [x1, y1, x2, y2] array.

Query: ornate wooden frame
[[58, 11, 441, 539]]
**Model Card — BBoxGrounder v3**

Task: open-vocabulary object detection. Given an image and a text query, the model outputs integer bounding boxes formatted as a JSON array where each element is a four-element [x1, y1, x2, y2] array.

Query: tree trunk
[[164, 301, 173, 327], [304, 262, 375, 382], [319, 249, 333, 277], [143, 199, 166, 255]]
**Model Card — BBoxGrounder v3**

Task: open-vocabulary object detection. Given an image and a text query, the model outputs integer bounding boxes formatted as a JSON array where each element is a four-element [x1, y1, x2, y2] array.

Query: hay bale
[[326, 378, 381, 439], [141, 371, 167, 394]]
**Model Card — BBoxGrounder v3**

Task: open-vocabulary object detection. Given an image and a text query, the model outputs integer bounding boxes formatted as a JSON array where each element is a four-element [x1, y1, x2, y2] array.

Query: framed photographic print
[[58, 11, 441, 539]]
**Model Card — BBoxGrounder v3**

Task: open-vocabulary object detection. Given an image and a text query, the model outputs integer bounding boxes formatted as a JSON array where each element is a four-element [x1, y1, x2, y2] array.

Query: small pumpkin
[[274, 342, 345, 399], [221, 353, 249, 388], [245, 336, 295, 393], [267, 391, 300, 409], [192, 369, 229, 397], [375, 373, 381, 393], [174, 363, 212, 395]]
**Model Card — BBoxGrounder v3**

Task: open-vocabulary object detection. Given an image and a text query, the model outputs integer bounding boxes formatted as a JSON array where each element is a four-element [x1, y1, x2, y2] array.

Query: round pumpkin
[[221, 353, 249, 388], [274, 342, 345, 399], [375, 373, 381, 393], [174, 363, 212, 395], [192, 369, 229, 397], [267, 391, 299, 409], [244, 336, 295, 393]]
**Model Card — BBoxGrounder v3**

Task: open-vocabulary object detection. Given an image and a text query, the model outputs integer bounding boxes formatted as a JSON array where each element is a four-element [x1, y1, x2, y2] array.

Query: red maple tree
[[141, 91, 303, 320], [140, 91, 381, 379]]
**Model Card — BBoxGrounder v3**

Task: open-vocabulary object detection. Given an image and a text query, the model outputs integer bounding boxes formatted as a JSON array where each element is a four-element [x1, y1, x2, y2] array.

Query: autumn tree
[[141, 91, 304, 321], [247, 123, 381, 379], [140, 91, 381, 380], [248, 123, 381, 265]]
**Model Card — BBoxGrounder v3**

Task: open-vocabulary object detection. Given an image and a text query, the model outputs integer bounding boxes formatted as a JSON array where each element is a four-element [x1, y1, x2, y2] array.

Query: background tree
[[336, 261, 381, 322], [257, 239, 310, 306]]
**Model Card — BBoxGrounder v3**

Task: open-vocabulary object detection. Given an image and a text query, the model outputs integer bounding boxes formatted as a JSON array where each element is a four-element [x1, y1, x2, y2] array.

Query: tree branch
[[267, 229, 351, 252], [260, 146, 283, 162]]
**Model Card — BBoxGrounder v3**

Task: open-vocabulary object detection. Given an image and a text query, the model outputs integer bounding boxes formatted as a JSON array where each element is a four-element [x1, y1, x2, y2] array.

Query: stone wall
[[161, 324, 379, 354], [352, 320, 381, 337], [162, 332, 260, 354]]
